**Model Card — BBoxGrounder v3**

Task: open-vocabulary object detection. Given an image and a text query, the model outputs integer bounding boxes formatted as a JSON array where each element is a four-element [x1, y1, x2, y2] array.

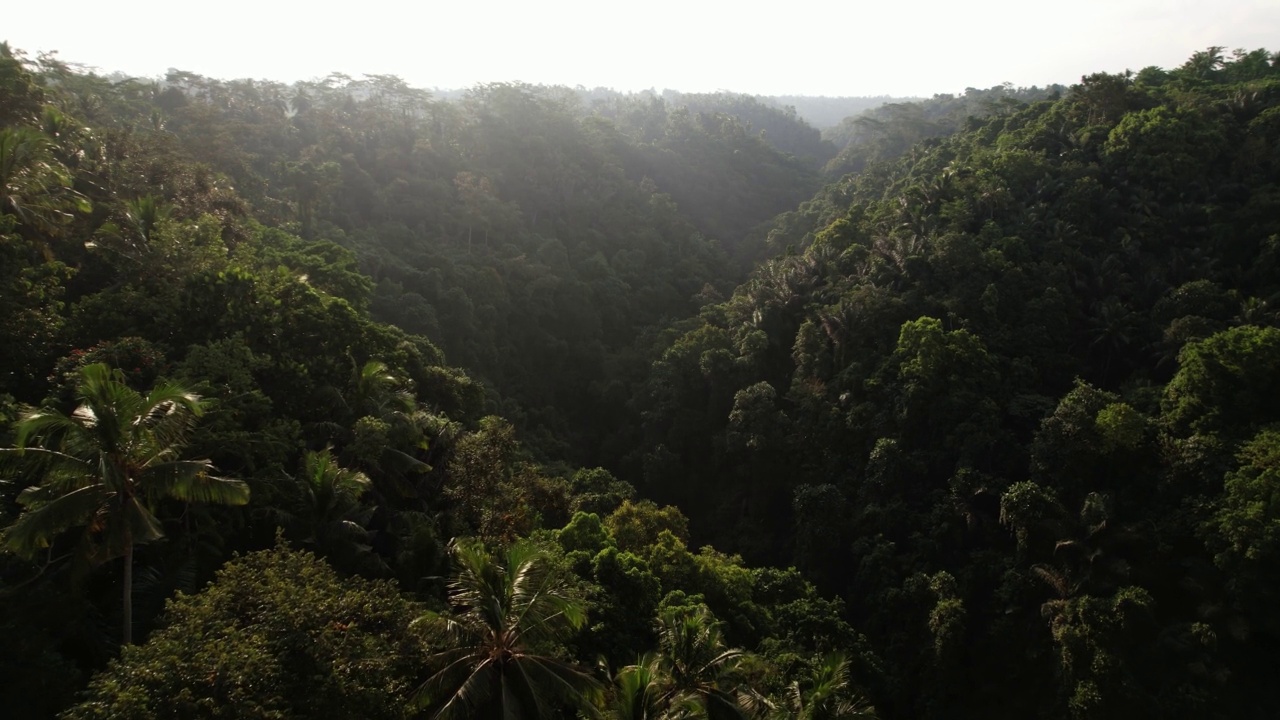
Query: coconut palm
[[349, 358, 416, 419], [410, 537, 602, 719], [656, 605, 766, 719], [777, 653, 877, 720], [124, 194, 171, 245], [613, 605, 766, 720], [612, 654, 664, 720], [0, 363, 249, 644], [278, 447, 379, 572]]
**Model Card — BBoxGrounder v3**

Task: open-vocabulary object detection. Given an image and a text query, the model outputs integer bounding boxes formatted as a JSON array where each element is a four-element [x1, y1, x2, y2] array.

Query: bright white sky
[[6, 0, 1280, 97]]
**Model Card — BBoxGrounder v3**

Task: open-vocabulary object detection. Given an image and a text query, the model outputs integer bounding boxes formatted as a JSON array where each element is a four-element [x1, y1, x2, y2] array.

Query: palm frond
[[508, 544, 586, 644], [12, 407, 84, 448], [412, 652, 496, 719], [704, 687, 752, 720], [692, 649, 746, 686], [141, 460, 249, 505], [615, 656, 662, 720], [412, 611, 478, 650], [120, 497, 165, 545], [804, 652, 851, 709], [515, 653, 603, 717], [504, 660, 548, 719], [651, 605, 762, 719], [377, 446, 431, 475], [0, 446, 94, 488], [302, 448, 371, 503], [4, 483, 110, 557], [411, 537, 599, 719]]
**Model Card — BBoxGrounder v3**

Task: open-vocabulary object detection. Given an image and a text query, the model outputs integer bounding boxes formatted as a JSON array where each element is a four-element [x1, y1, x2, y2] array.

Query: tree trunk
[[122, 539, 133, 645]]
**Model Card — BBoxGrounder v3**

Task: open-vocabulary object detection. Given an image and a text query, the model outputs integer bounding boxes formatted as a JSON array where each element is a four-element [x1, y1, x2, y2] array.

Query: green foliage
[[606, 500, 690, 554], [569, 466, 635, 516], [1164, 325, 1280, 439], [557, 511, 613, 555], [2, 364, 249, 646], [0, 43, 46, 126], [0, 229, 68, 397], [791, 484, 850, 587], [173, 337, 300, 477], [275, 448, 379, 573], [1030, 381, 1155, 508], [444, 416, 570, 543], [884, 316, 1001, 463], [3, 363, 248, 555], [651, 90, 838, 165], [5, 42, 1280, 720], [1094, 402, 1146, 452], [823, 83, 1064, 177], [1211, 428, 1280, 564], [253, 226, 373, 310], [580, 545, 662, 668], [62, 543, 424, 719], [1103, 106, 1226, 190], [776, 652, 877, 720], [613, 604, 764, 720], [410, 537, 601, 719], [1045, 587, 1156, 720], [626, 46, 1280, 718], [1205, 428, 1280, 639], [0, 126, 86, 231]]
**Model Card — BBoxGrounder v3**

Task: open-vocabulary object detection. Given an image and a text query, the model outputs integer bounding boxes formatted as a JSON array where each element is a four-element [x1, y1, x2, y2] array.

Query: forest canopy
[[2, 41, 1280, 719]]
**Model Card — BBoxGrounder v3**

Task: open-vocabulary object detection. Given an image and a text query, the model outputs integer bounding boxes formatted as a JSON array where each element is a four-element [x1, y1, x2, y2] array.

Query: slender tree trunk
[[122, 538, 133, 645]]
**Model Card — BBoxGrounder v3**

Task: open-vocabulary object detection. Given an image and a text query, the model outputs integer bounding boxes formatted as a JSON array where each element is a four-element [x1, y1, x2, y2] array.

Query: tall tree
[[279, 447, 376, 571], [611, 653, 664, 720], [1, 363, 249, 644], [619, 605, 766, 720], [410, 537, 601, 719], [777, 653, 877, 720]]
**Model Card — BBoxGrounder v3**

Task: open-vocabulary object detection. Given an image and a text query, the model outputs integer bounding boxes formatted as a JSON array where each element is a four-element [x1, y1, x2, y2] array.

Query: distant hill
[[757, 94, 917, 129]]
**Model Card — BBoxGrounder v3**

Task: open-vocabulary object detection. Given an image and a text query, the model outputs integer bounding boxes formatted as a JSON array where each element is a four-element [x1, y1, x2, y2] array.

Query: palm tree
[[1, 363, 249, 644], [777, 653, 877, 720], [612, 654, 663, 720], [410, 537, 602, 719], [615, 605, 766, 720], [124, 194, 172, 245], [0, 126, 86, 234], [347, 358, 416, 419], [1181, 46, 1225, 83], [279, 448, 378, 571]]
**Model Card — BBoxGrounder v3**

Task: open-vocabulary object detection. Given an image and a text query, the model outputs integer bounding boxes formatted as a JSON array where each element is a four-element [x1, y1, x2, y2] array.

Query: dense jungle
[[3, 42, 1280, 719]]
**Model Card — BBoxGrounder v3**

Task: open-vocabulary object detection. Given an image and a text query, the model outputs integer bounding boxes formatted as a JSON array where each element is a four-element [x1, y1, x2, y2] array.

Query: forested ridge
[[3, 41, 1280, 720]]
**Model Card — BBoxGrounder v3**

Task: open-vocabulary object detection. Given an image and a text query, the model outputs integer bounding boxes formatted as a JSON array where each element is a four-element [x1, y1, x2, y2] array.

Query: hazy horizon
[[7, 1, 1280, 97]]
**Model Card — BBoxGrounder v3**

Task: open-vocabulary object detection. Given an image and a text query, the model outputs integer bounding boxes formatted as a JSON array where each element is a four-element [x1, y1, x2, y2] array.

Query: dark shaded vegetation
[[640, 45, 1280, 719]]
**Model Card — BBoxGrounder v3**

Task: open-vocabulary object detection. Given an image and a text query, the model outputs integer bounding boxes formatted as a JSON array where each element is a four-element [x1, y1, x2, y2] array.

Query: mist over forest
[[3, 41, 1280, 719]]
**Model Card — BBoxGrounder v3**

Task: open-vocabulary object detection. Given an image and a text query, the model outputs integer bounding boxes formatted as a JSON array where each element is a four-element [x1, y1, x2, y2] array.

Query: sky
[[6, 1, 1280, 97]]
